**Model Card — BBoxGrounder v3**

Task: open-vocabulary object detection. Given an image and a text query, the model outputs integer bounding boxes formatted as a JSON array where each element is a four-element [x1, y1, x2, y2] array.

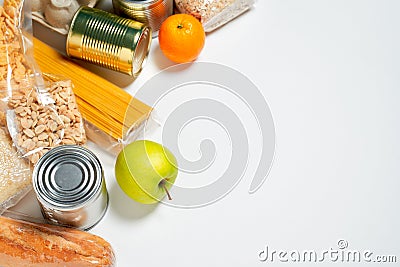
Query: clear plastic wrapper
[[84, 110, 159, 155], [0, 213, 115, 266], [0, 125, 31, 214], [0, 0, 86, 164], [32, 0, 99, 34], [32, 37, 157, 156], [0, 0, 33, 213], [174, 0, 256, 32], [4, 74, 87, 164], [0, 0, 86, 211]]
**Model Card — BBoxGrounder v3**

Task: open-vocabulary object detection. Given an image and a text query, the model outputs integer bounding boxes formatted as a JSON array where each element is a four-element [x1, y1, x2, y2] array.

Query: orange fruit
[[158, 14, 205, 63]]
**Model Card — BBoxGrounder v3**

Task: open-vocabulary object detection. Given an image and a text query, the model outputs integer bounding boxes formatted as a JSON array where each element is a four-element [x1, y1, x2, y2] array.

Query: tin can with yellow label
[[66, 6, 152, 76]]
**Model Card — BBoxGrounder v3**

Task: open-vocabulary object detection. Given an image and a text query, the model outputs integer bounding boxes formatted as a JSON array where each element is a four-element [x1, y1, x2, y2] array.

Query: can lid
[[132, 26, 152, 75], [32, 145, 103, 210]]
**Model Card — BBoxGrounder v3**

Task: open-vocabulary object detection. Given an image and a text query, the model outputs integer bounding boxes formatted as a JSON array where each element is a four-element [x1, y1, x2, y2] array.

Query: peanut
[[8, 80, 86, 164]]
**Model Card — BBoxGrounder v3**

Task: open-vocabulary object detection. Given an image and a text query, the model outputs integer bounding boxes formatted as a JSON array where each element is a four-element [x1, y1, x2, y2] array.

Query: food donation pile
[[0, 0, 255, 266]]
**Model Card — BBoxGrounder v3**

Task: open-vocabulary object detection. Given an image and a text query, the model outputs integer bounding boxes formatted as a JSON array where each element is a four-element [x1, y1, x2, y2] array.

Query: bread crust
[[0, 216, 115, 267]]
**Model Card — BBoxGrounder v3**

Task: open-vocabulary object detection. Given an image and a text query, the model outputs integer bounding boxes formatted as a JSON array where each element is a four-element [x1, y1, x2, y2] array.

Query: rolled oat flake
[[32, 145, 109, 230]]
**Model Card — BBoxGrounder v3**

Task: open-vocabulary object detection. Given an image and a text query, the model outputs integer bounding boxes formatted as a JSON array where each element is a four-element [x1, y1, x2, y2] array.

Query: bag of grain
[[0, 126, 32, 213], [174, 0, 256, 32]]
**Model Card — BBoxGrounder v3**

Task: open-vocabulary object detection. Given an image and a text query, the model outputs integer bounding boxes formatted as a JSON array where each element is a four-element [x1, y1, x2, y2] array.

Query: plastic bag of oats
[[174, 0, 255, 32]]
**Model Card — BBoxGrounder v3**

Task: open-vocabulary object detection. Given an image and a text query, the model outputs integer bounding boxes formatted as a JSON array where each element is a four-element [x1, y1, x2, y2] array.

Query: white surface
[[13, 0, 400, 266]]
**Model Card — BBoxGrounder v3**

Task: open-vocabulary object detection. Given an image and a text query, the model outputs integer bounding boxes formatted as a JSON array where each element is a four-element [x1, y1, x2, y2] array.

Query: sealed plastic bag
[[4, 75, 87, 164], [0, 0, 33, 213], [0, 126, 31, 213], [0, 0, 86, 212], [0, 0, 86, 164], [33, 37, 156, 155], [174, 0, 255, 32]]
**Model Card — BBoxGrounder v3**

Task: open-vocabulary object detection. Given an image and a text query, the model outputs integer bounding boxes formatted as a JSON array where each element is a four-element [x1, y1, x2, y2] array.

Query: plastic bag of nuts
[[174, 0, 256, 32], [3, 75, 87, 164], [0, 0, 86, 164]]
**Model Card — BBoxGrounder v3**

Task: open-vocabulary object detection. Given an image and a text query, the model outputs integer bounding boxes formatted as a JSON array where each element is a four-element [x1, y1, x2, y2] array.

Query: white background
[[13, 0, 400, 266]]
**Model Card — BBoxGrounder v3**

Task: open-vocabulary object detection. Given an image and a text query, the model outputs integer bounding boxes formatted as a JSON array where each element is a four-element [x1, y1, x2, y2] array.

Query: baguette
[[0, 216, 115, 267]]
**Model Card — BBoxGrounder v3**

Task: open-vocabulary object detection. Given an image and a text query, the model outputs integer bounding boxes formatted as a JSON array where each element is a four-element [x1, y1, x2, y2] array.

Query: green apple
[[115, 140, 178, 204]]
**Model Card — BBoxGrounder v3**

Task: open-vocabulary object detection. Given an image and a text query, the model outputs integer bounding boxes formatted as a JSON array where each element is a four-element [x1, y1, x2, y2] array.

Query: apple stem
[[163, 185, 172, 201]]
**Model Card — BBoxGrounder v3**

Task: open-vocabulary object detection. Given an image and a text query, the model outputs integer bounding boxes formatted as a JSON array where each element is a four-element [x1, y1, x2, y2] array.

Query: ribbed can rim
[[132, 26, 152, 74], [116, 0, 163, 7], [32, 145, 104, 210]]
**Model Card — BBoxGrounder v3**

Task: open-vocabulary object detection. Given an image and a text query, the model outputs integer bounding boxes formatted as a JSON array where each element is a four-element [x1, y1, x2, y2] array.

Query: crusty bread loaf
[[0, 216, 115, 267]]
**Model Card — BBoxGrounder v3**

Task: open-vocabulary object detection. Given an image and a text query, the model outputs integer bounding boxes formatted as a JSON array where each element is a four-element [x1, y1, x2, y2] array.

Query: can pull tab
[[51, 0, 73, 8]]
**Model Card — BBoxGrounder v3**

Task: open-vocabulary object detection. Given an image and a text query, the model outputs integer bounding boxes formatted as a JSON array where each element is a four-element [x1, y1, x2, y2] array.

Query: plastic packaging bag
[[0, 0, 86, 212], [0, 213, 115, 266], [32, 36, 157, 156], [174, 0, 255, 32], [0, 0, 86, 165], [4, 75, 87, 164], [0, 125, 31, 213], [0, 0, 32, 213], [83, 111, 159, 155]]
